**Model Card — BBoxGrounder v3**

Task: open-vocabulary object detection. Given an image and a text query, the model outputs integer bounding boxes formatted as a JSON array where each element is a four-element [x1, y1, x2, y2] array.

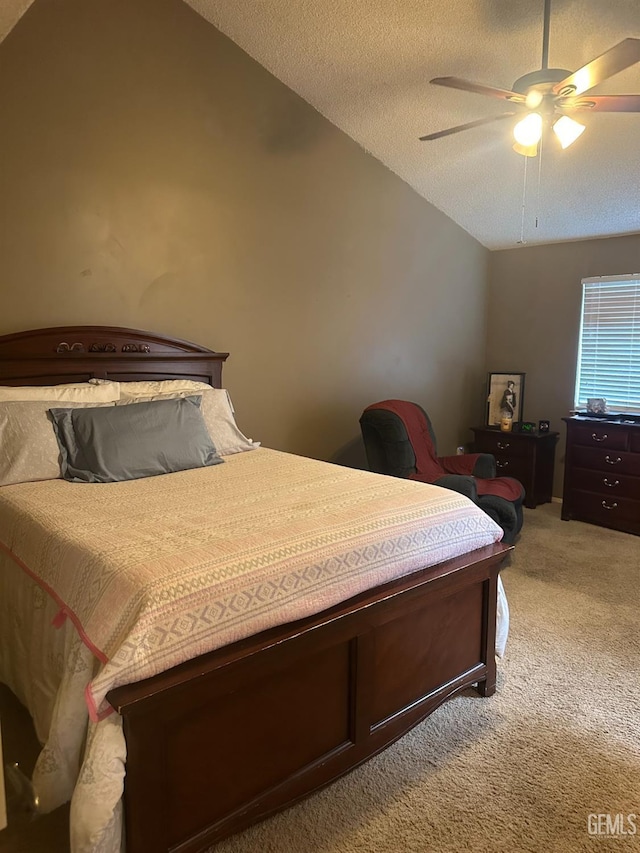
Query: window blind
[[575, 275, 640, 414]]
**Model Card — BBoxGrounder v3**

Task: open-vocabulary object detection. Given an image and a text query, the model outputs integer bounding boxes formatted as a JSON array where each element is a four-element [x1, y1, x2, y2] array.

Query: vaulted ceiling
[[3, 0, 640, 249]]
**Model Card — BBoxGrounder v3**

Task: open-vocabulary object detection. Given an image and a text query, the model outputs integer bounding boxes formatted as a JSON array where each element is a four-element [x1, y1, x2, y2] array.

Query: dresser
[[562, 416, 640, 535], [471, 427, 559, 509]]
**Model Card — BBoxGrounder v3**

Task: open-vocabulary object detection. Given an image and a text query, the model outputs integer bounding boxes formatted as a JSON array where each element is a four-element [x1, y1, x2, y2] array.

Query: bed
[[0, 325, 512, 853]]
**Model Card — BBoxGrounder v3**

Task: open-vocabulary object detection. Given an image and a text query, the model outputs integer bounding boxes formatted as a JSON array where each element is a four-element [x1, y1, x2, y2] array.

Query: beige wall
[[0, 0, 489, 464], [488, 233, 640, 496]]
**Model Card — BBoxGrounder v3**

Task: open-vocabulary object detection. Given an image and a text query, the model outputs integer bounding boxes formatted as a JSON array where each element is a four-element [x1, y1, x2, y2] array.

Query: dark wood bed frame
[[0, 326, 511, 853]]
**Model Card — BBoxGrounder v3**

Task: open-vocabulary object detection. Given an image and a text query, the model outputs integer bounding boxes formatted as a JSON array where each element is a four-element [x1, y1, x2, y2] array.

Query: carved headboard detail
[[54, 341, 152, 353], [56, 341, 87, 353], [0, 326, 229, 388]]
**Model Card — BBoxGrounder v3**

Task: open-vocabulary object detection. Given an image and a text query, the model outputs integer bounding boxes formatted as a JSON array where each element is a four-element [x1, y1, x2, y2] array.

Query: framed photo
[[486, 372, 525, 426]]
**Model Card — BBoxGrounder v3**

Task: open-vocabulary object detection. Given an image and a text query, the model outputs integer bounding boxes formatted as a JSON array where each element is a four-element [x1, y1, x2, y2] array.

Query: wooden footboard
[[109, 541, 510, 853]]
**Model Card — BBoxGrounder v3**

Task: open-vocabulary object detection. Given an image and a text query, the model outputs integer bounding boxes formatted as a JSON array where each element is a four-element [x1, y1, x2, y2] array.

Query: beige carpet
[[2, 503, 640, 852]]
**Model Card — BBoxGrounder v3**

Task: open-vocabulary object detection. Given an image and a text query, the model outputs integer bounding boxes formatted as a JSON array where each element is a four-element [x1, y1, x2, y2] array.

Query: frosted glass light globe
[[513, 113, 543, 146]]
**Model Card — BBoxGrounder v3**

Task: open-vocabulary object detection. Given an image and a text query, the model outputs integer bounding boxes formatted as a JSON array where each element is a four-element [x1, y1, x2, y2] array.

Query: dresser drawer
[[474, 433, 529, 458], [570, 423, 629, 450], [494, 456, 530, 482], [565, 489, 640, 535], [569, 468, 640, 500], [631, 431, 640, 453], [572, 446, 640, 477]]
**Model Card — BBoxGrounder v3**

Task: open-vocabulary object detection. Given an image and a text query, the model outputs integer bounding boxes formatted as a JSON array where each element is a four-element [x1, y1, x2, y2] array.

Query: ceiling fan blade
[[419, 113, 516, 141], [553, 38, 640, 96], [430, 77, 526, 103], [560, 94, 640, 112]]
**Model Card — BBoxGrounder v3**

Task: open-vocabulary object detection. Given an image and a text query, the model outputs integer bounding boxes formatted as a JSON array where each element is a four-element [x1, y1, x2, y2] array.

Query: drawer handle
[[603, 478, 620, 488], [496, 460, 509, 469], [601, 500, 618, 511], [605, 455, 622, 465], [497, 441, 510, 450], [591, 432, 608, 442]]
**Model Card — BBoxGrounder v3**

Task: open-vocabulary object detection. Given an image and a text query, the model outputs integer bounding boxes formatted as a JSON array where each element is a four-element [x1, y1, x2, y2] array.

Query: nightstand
[[470, 426, 559, 509]]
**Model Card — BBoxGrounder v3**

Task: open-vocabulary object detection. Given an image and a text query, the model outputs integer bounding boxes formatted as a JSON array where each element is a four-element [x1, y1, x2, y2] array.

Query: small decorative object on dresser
[[586, 398, 607, 415], [538, 420, 550, 433], [561, 415, 640, 535], [486, 372, 525, 427], [471, 425, 559, 509]]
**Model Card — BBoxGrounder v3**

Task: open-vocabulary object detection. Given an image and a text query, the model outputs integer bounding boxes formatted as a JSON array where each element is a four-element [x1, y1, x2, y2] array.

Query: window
[[575, 274, 640, 414]]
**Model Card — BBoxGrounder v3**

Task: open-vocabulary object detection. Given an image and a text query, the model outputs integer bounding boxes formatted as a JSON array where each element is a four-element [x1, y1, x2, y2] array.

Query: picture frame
[[486, 372, 525, 426]]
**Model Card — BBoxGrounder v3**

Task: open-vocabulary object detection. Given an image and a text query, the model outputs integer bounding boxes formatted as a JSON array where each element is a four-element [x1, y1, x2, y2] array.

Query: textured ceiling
[[2, 0, 639, 249], [186, 0, 640, 250]]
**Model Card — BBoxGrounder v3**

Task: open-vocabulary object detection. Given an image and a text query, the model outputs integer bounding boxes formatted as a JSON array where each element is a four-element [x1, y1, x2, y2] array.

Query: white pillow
[[117, 388, 258, 456], [198, 389, 257, 455], [118, 379, 213, 400], [0, 380, 119, 403], [0, 400, 114, 487]]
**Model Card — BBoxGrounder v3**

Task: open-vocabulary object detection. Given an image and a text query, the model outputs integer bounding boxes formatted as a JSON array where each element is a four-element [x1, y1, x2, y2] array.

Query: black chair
[[359, 400, 524, 544]]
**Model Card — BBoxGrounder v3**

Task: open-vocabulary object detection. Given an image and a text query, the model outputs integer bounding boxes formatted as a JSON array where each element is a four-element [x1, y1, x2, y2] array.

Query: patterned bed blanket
[[0, 448, 504, 851], [0, 448, 502, 721]]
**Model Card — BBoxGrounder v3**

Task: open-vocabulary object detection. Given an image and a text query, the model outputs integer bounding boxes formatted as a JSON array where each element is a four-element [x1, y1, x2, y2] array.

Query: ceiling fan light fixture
[[512, 141, 539, 157], [525, 89, 544, 109], [552, 115, 586, 148], [421, 4, 640, 154], [513, 112, 543, 146]]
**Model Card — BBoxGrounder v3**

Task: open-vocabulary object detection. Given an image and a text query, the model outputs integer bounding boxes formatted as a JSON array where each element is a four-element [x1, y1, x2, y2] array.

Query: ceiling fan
[[419, 0, 640, 155]]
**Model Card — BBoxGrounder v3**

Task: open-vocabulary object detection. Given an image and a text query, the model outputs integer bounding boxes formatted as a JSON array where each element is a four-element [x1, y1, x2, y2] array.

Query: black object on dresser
[[562, 416, 640, 536], [471, 427, 559, 509]]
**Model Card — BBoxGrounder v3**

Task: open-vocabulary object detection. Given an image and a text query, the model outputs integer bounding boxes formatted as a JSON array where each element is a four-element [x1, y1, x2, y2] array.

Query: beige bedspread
[[0, 448, 502, 723]]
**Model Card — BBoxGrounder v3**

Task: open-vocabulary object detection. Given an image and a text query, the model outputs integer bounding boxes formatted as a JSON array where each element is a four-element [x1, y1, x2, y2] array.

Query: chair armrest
[[477, 494, 518, 544], [433, 475, 478, 502], [471, 453, 496, 479], [439, 453, 497, 479], [439, 453, 483, 476]]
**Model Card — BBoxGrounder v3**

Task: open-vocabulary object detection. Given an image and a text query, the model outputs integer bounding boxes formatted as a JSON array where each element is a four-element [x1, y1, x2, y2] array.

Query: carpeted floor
[[2, 502, 639, 852]]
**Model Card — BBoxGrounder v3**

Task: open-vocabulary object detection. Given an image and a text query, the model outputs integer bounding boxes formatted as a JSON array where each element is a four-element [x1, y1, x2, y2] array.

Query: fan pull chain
[[535, 132, 544, 229], [518, 154, 529, 244]]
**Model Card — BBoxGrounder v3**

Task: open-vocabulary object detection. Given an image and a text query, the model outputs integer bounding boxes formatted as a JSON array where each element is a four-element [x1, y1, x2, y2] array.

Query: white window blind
[[575, 274, 640, 414]]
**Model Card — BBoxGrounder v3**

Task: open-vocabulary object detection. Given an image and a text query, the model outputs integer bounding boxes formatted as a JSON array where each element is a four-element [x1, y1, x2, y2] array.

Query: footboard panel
[[108, 542, 509, 853]]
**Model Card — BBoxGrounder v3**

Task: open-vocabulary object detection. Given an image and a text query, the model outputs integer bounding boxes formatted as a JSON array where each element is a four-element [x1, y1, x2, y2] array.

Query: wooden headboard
[[0, 326, 229, 388]]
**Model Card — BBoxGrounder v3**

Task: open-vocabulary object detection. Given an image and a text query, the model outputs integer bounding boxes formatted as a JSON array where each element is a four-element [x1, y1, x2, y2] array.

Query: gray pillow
[[49, 396, 223, 483]]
